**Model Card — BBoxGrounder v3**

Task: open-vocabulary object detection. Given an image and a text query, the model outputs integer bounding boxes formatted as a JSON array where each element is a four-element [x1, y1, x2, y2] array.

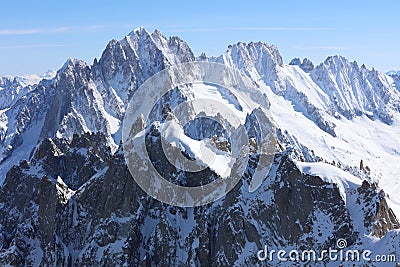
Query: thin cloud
[[0, 44, 67, 49], [162, 26, 334, 33], [0, 27, 69, 35], [163, 27, 228, 33], [237, 27, 333, 31], [293, 45, 350, 51], [0, 24, 149, 36], [0, 25, 332, 36]]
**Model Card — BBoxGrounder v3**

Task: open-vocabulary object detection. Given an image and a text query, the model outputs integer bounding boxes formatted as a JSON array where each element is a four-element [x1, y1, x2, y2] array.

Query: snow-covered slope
[[386, 70, 400, 76], [311, 56, 400, 124], [0, 77, 34, 110], [213, 43, 400, 219], [256, 76, 400, 216], [0, 70, 55, 110]]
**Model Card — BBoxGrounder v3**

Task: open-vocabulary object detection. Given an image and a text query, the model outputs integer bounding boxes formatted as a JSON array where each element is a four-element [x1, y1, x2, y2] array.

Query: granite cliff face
[[0, 28, 400, 266]]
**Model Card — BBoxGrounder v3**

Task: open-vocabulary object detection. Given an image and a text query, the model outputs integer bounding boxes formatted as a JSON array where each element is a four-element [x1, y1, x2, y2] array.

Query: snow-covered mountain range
[[387, 70, 400, 76], [0, 27, 399, 266]]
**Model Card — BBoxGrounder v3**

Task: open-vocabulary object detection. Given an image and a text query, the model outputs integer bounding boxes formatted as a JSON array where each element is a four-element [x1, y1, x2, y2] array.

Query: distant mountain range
[[386, 70, 400, 76]]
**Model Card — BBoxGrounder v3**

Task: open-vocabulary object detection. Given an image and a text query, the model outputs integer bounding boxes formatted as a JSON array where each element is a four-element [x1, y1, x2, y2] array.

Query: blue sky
[[1, 0, 399, 76]]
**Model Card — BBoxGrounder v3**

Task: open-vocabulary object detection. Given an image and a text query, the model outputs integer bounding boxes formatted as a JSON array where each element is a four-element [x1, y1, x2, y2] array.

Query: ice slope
[[283, 65, 331, 111]]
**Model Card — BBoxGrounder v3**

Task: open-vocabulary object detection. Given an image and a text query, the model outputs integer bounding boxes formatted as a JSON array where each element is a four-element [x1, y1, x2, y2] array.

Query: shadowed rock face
[[357, 181, 399, 237], [271, 156, 356, 246], [0, 132, 397, 266]]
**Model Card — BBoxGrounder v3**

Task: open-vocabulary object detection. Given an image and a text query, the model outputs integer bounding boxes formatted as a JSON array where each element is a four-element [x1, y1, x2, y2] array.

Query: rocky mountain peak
[[311, 54, 400, 123], [217, 40, 285, 94], [289, 57, 314, 72], [59, 58, 88, 74], [127, 26, 150, 37]]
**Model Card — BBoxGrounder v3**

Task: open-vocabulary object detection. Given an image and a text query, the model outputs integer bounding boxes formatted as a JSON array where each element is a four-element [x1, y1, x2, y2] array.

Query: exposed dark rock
[[357, 182, 399, 237]]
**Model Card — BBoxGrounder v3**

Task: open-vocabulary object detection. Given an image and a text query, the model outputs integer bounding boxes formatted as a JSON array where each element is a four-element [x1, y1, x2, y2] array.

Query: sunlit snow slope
[[257, 65, 400, 216]]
